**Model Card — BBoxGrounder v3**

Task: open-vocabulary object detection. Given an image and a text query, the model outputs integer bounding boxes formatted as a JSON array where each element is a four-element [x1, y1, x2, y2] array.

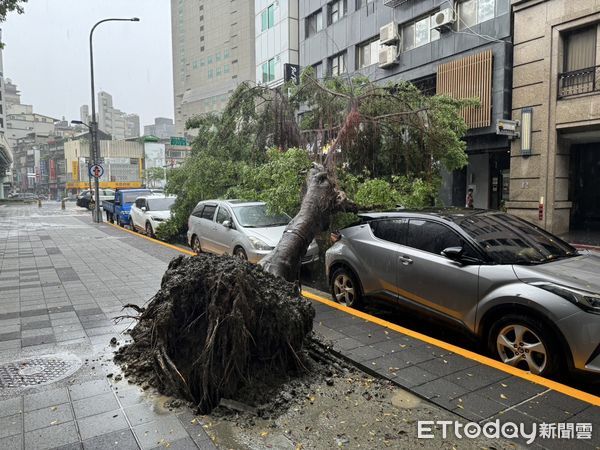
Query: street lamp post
[[88, 17, 140, 223]]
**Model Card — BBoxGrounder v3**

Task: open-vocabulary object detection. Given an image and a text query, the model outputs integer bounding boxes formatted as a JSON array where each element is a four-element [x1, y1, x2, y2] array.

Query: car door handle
[[399, 255, 413, 265]]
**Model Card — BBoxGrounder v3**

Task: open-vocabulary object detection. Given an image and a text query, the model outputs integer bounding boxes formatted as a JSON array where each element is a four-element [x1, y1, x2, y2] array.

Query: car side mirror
[[223, 220, 234, 229], [141, 206, 146, 212], [442, 247, 464, 262]]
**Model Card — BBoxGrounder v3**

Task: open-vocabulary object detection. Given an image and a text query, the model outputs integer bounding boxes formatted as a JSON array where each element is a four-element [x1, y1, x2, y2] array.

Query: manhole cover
[[0, 355, 81, 389]]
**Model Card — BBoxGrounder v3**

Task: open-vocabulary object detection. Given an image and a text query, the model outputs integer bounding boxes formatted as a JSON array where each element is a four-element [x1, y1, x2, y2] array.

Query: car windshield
[[122, 191, 151, 203], [457, 213, 577, 264], [232, 204, 290, 228], [147, 198, 176, 211]]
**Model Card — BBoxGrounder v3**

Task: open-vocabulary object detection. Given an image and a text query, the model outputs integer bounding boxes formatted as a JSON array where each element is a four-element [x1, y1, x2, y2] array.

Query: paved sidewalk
[[1, 202, 598, 450], [0, 203, 215, 450]]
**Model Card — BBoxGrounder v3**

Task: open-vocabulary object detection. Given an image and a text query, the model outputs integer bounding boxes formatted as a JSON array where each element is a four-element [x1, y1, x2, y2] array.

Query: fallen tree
[[116, 71, 472, 413]]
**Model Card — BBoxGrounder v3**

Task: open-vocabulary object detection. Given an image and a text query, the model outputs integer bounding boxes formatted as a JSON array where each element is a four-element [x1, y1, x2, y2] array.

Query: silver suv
[[325, 209, 600, 377], [187, 200, 319, 264]]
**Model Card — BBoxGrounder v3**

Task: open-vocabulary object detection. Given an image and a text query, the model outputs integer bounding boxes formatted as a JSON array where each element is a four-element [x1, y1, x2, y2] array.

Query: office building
[[144, 117, 176, 139], [171, 0, 256, 135]]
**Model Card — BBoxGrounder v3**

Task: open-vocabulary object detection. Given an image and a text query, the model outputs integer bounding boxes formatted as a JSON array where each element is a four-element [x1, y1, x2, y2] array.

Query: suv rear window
[[370, 219, 407, 245]]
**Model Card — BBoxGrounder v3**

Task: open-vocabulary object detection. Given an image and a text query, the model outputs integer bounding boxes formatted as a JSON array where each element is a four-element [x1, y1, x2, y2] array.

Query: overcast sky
[[2, 0, 173, 129]]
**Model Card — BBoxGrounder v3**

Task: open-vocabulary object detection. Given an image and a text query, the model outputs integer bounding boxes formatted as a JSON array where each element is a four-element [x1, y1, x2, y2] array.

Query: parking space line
[[104, 221, 600, 407]]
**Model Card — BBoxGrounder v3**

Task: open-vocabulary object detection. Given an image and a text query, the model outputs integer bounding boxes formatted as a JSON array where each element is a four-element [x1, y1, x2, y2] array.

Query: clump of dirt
[[115, 254, 315, 413]]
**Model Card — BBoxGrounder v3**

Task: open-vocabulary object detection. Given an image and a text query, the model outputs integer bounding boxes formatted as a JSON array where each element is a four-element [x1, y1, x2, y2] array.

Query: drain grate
[[0, 355, 81, 389]]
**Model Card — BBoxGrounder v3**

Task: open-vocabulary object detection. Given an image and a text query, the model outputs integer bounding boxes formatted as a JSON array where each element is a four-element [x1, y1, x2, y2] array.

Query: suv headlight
[[531, 282, 600, 315], [249, 236, 272, 250]]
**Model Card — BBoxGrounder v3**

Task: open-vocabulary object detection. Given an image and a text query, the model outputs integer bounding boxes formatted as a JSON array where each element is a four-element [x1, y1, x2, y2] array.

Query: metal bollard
[[38, 199, 42, 208], [61, 199, 66, 210]]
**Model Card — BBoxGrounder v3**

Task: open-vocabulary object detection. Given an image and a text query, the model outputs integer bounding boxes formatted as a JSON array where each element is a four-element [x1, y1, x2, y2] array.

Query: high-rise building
[[254, 1, 299, 87], [80, 105, 90, 125], [144, 117, 176, 139], [88, 91, 140, 140], [171, 0, 256, 135]]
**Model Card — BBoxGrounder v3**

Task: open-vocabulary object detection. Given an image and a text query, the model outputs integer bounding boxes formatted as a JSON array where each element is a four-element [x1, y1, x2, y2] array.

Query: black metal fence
[[558, 65, 600, 98]]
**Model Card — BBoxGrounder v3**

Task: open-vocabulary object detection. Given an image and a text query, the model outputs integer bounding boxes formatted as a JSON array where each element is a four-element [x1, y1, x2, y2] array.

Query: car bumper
[[247, 241, 320, 265], [556, 310, 600, 373]]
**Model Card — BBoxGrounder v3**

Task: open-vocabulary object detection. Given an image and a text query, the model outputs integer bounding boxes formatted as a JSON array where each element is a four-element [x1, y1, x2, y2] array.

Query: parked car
[[76, 189, 115, 210], [187, 200, 319, 264], [130, 195, 177, 237], [325, 209, 600, 377], [102, 189, 152, 226]]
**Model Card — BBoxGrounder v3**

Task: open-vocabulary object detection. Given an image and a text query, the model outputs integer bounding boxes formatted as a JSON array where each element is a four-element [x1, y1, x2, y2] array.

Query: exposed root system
[[115, 254, 315, 413]]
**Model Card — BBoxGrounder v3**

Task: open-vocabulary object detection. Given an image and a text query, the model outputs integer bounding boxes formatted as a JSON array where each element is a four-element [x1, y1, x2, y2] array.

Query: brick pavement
[[0, 203, 215, 450]]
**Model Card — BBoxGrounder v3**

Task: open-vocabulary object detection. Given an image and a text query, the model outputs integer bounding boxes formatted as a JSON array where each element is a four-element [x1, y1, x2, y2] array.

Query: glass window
[[268, 4, 275, 27], [268, 58, 276, 81], [208, 68, 213, 79], [313, 62, 323, 79], [414, 17, 430, 47], [201, 204, 217, 220], [306, 9, 324, 38], [216, 206, 232, 225], [224, 49, 230, 59], [207, 55, 213, 64], [224, 64, 230, 73], [403, 13, 440, 52], [403, 23, 415, 51], [478, 0, 495, 23], [147, 198, 176, 211], [407, 220, 463, 255], [329, 0, 346, 24], [261, 10, 268, 31], [458, 0, 479, 30], [357, 39, 381, 69], [216, 51, 221, 61], [262, 63, 269, 83], [330, 52, 346, 76], [370, 219, 407, 245], [232, 205, 290, 228]]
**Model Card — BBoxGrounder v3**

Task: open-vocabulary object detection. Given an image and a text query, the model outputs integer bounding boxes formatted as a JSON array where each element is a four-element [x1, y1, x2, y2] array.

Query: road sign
[[284, 63, 301, 85], [89, 164, 104, 179], [170, 137, 188, 146]]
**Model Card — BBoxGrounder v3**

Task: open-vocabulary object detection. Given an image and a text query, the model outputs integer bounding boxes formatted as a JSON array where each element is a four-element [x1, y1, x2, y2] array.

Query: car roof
[[358, 208, 500, 223], [198, 199, 265, 207], [138, 195, 176, 200]]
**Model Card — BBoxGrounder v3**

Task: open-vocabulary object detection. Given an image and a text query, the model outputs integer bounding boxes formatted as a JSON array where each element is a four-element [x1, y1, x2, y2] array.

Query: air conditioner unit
[[379, 22, 399, 45], [433, 8, 455, 32], [379, 46, 398, 68]]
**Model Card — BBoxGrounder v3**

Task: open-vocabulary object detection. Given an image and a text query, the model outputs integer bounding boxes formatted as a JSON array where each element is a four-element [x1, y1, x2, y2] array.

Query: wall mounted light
[[521, 107, 533, 156]]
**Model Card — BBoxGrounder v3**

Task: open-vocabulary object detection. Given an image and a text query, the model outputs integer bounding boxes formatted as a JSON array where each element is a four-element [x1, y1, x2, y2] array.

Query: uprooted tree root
[[114, 253, 315, 414]]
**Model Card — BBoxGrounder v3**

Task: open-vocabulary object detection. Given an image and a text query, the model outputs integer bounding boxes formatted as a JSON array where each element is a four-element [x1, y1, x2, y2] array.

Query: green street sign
[[170, 137, 188, 146]]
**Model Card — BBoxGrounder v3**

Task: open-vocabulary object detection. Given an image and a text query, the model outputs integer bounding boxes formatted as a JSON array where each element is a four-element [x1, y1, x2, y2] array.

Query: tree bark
[[259, 164, 355, 282]]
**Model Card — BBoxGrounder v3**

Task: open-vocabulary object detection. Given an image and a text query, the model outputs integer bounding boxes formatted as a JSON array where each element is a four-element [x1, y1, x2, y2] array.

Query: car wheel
[[488, 314, 560, 376], [234, 247, 248, 261], [146, 222, 154, 238], [330, 267, 362, 308], [192, 235, 202, 254]]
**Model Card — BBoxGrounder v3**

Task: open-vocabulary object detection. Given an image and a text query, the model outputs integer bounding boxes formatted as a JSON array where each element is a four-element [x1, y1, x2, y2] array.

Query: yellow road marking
[[106, 221, 600, 407], [304, 290, 600, 407], [105, 221, 196, 256]]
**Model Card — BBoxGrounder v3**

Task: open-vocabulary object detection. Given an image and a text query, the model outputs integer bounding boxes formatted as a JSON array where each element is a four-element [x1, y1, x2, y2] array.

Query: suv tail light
[[330, 231, 341, 244]]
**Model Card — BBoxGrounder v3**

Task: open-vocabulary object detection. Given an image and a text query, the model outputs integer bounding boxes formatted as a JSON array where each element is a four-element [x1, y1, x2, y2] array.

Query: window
[[370, 219, 407, 245], [357, 39, 381, 69], [329, 52, 347, 76], [559, 25, 597, 97], [207, 55, 213, 64], [216, 206, 232, 225], [261, 4, 275, 31], [306, 9, 323, 38], [192, 205, 204, 218], [262, 58, 276, 82], [457, 0, 495, 30], [216, 51, 221, 61], [313, 62, 323, 79], [201, 204, 217, 220], [329, 0, 346, 25], [407, 220, 463, 255], [224, 49, 230, 59], [224, 64, 230, 73], [402, 13, 440, 52], [208, 68, 213, 79]]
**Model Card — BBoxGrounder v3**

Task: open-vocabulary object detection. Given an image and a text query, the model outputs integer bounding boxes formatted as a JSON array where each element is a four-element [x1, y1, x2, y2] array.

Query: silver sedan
[[325, 209, 600, 377], [187, 200, 319, 264]]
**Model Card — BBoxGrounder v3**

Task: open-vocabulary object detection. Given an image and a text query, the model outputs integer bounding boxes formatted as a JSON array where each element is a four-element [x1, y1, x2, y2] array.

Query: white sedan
[[130, 195, 176, 237]]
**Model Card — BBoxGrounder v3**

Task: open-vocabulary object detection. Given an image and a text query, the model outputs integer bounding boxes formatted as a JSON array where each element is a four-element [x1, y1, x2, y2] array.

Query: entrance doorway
[[489, 150, 510, 210], [570, 143, 600, 230]]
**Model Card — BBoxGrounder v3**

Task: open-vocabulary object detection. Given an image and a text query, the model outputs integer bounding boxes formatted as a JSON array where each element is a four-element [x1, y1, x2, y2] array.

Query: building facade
[[255, 0, 300, 87], [87, 91, 140, 140], [171, 0, 256, 135], [0, 29, 12, 198], [144, 117, 176, 139], [507, 0, 600, 237], [299, 0, 512, 209]]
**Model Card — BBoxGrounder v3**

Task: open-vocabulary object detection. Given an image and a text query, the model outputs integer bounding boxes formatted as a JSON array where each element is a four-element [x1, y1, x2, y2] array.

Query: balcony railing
[[558, 65, 600, 98]]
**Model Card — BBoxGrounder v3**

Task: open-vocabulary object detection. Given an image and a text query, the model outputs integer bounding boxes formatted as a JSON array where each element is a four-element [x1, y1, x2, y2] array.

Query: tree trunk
[[259, 164, 355, 282]]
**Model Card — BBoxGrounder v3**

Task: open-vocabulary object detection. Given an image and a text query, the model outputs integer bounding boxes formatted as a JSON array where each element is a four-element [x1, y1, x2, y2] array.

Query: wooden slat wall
[[436, 49, 493, 129]]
